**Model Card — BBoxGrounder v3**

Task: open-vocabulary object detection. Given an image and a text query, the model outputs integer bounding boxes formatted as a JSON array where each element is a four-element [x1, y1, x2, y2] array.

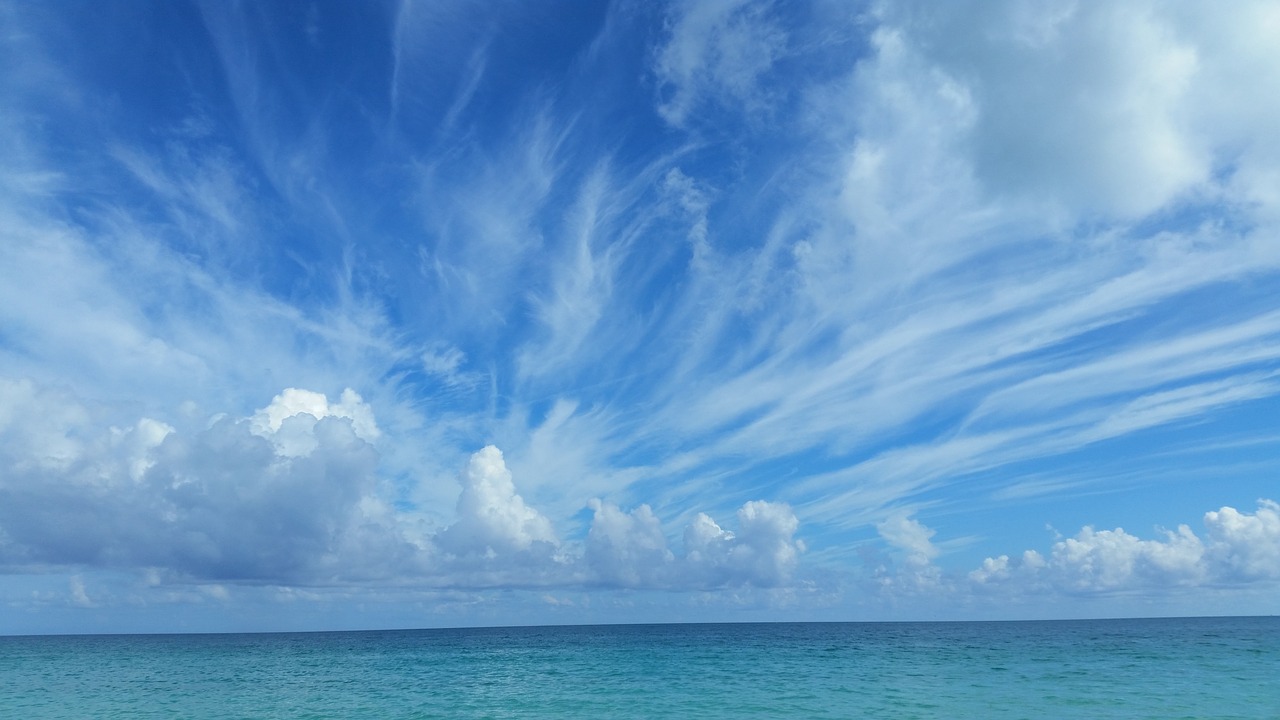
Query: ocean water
[[2, 617, 1277, 718]]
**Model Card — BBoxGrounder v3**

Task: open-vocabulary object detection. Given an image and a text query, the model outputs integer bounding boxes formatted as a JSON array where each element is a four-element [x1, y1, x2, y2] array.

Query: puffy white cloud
[[968, 550, 1046, 586], [0, 382, 414, 583], [968, 554, 1011, 584], [729, 500, 805, 586], [1204, 499, 1280, 582], [250, 387, 380, 457], [142, 411, 393, 581], [683, 512, 733, 567], [435, 445, 559, 562], [1047, 525, 1206, 592], [867, 0, 1280, 220], [585, 501, 674, 588], [971, 499, 1280, 594]]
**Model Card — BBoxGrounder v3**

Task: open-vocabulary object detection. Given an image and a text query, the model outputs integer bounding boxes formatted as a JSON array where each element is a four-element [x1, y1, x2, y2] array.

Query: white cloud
[[971, 499, 1280, 594], [0, 378, 90, 473], [877, 513, 939, 565], [114, 417, 175, 482], [0, 384, 806, 594], [585, 499, 804, 589], [1204, 499, 1280, 582], [420, 343, 483, 391], [436, 446, 559, 561], [625, 0, 1280, 528], [653, 0, 787, 127], [4, 1, 1280, 626], [729, 500, 805, 586], [0, 382, 414, 583], [1048, 525, 1207, 592], [250, 387, 380, 457], [585, 501, 674, 588], [868, 0, 1280, 221], [872, 512, 944, 592]]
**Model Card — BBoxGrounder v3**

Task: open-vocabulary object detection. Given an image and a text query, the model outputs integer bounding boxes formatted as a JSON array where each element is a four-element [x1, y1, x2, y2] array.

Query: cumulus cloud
[[970, 499, 1280, 594], [1204, 499, 1280, 582], [436, 445, 559, 562], [250, 387, 380, 456], [0, 384, 807, 595], [144, 410, 393, 581], [585, 501, 674, 588], [1046, 524, 1207, 591], [584, 499, 804, 589], [0, 382, 414, 583], [727, 500, 806, 586], [869, 0, 1280, 220], [423, 447, 806, 590]]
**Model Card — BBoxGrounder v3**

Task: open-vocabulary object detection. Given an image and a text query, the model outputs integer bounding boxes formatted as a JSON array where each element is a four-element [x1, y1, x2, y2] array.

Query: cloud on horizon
[[0, 386, 806, 594]]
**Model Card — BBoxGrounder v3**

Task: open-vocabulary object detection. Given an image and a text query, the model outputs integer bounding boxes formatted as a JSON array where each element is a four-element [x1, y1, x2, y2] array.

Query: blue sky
[[2, 0, 1279, 634]]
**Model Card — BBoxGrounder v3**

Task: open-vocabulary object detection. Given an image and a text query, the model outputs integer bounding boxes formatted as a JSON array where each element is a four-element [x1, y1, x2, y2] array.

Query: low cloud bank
[[0, 382, 802, 591], [0, 381, 413, 583], [7, 380, 1272, 603], [970, 500, 1280, 593]]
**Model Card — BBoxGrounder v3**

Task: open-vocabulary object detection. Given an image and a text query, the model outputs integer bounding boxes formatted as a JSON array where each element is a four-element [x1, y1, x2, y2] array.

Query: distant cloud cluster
[[970, 500, 1280, 594], [6, 380, 1272, 609], [0, 386, 803, 592], [0, 381, 403, 583]]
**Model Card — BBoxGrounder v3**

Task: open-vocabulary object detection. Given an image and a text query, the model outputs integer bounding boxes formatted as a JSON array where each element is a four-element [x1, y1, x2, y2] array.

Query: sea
[[2, 616, 1277, 718]]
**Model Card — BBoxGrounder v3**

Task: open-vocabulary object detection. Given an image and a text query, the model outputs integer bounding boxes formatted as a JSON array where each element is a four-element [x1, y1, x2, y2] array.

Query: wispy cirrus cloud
[[2, 0, 1279, 628]]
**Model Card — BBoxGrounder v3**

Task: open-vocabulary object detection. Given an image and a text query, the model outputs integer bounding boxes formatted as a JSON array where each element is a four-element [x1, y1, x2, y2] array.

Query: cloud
[[970, 499, 1280, 594], [647, 0, 1280, 528], [436, 445, 560, 562], [0, 382, 805, 594], [728, 500, 806, 586], [585, 498, 804, 589], [585, 501, 674, 588], [868, 0, 1280, 221], [653, 0, 788, 127], [1046, 525, 1207, 592], [877, 513, 939, 565], [871, 512, 944, 593], [250, 387, 381, 457], [0, 382, 415, 583], [69, 576, 93, 608], [1204, 499, 1280, 582], [3, 0, 1280, 627]]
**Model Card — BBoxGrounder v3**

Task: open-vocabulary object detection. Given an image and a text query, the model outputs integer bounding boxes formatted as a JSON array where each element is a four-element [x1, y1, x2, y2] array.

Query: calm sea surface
[[2, 617, 1277, 718]]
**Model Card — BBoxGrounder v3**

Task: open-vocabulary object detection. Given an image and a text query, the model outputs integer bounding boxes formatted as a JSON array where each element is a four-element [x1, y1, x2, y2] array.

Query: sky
[[2, 0, 1279, 635]]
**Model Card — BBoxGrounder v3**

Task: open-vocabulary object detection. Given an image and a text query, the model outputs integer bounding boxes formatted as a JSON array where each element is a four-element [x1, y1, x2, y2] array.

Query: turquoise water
[[3, 617, 1277, 718]]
